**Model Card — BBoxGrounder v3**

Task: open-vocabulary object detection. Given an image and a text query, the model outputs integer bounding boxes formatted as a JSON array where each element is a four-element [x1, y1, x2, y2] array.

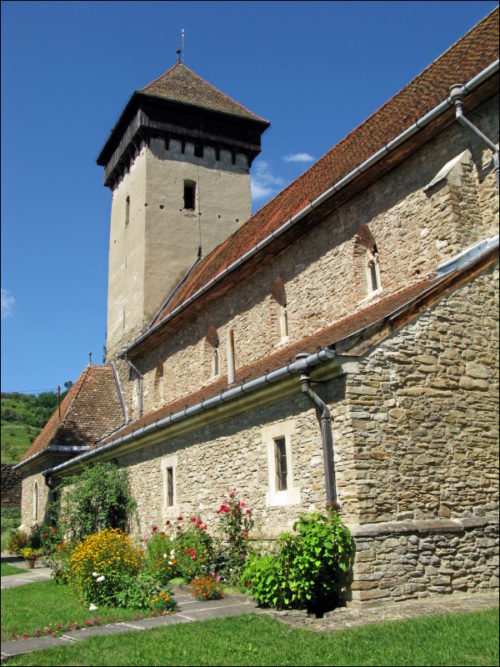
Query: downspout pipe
[[122, 355, 143, 418], [295, 353, 338, 506], [449, 84, 499, 187]]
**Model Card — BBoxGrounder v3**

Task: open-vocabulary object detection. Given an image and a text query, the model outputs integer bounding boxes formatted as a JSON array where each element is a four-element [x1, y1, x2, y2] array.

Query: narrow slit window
[[33, 481, 39, 523], [184, 181, 196, 210], [166, 467, 174, 507], [274, 437, 288, 491], [366, 244, 381, 293], [280, 304, 289, 339], [125, 196, 130, 225], [213, 345, 219, 376]]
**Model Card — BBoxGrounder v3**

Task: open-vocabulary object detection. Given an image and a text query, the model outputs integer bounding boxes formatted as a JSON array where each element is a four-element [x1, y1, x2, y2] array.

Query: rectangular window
[[274, 437, 287, 491], [125, 195, 130, 225], [166, 467, 174, 507], [184, 181, 196, 210]]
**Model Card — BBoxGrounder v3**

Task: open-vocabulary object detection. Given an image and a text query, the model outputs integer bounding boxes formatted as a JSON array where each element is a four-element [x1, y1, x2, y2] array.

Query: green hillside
[[1, 390, 70, 464]]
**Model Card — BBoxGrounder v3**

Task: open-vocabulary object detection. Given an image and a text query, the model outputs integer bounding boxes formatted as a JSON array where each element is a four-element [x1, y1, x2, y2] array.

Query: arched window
[[33, 481, 39, 524], [205, 326, 220, 378], [154, 361, 164, 399], [366, 244, 381, 294], [353, 225, 382, 298], [271, 277, 289, 342]]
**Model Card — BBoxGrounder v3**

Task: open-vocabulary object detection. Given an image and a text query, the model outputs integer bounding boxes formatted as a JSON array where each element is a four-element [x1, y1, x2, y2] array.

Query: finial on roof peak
[[176, 47, 181, 64], [176, 28, 185, 64]]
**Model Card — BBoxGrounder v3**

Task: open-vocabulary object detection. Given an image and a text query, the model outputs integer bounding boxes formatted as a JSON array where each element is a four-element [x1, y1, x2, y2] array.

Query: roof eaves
[[45, 235, 498, 480], [123, 58, 499, 357]]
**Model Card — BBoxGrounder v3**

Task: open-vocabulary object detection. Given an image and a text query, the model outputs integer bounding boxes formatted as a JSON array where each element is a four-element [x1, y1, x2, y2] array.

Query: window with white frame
[[263, 421, 300, 506]]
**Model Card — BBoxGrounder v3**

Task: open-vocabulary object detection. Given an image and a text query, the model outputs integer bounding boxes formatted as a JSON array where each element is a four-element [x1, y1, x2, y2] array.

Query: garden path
[[1, 555, 51, 589]]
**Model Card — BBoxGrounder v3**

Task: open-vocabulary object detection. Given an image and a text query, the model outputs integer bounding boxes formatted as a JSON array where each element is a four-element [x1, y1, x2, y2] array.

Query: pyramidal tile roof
[[20, 366, 126, 462], [149, 8, 499, 332], [139, 62, 269, 124]]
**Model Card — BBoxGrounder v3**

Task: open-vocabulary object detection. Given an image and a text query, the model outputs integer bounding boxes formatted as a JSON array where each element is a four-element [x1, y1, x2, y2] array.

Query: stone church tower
[[97, 62, 269, 358]]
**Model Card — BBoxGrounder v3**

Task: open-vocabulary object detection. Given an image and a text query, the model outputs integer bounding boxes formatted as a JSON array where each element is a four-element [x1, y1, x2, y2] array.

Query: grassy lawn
[[1, 562, 26, 576], [1, 580, 144, 641], [4, 608, 499, 666]]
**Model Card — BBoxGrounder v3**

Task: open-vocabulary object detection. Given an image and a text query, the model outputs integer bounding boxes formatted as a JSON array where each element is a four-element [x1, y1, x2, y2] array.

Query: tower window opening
[[184, 181, 196, 210], [125, 196, 130, 225], [194, 144, 203, 158]]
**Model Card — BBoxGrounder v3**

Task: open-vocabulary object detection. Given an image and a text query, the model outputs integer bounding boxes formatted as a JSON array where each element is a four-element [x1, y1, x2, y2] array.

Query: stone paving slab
[[263, 591, 499, 633]]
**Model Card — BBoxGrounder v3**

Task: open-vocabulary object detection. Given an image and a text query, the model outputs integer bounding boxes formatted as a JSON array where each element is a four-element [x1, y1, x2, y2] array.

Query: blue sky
[[1, 0, 497, 394]]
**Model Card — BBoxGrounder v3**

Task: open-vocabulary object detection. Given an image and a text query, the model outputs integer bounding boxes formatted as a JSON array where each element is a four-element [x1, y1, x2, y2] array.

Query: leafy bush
[[114, 572, 177, 612], [190, 575, 224, 601], [172, 516, 213, 579], [69, 528, 143, 605], [46, 540, 73, 584], [215, 489, 254, 583], [242, 506, 353, 613], [40, 524, 63, 557], [6, 529, 29, 555], [145, 529, 177, 585], [56, 462, 137, 544]]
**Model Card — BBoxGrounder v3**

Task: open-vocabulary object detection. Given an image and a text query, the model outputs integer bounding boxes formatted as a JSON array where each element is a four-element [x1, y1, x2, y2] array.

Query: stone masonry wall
[[119, 95, 498, 423], [1, 464, 21, 508], [350, 518, 498, 603], [343, 263, 499, 525], [116, 384, 350, 541]]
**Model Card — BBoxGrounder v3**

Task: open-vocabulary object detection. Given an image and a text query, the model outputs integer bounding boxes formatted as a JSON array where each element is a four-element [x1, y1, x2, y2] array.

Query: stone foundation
[[349, 516, 499, 604]]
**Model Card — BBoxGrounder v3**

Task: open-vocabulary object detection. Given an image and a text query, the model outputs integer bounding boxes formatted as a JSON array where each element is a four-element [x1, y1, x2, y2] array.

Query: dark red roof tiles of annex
[[21, 366, 125, 462], [140, 62, 269, 125], [100, 271, 450, 448], [150, 8, 498, 329]]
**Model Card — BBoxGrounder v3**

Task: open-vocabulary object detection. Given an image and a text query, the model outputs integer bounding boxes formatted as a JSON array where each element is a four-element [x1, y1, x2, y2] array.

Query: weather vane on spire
[[177, 28, 185, 64]]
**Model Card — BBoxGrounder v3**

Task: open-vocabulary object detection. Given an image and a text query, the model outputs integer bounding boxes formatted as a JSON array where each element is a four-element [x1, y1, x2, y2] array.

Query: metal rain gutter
[[14, 445, 91, 471], [43, 232, 500, 481], [44, 348, 337, 478], [122, 59, 499, 356]]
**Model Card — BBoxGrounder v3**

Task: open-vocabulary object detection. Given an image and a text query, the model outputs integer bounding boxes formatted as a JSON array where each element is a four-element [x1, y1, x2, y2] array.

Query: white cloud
[[250, 161, 285, 201], [1, 289, 15, 319], [282, 152, 315, 163]]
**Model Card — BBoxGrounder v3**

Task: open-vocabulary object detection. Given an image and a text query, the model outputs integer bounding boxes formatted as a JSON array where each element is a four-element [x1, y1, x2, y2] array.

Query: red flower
[[231, 510, 236, 515], [243, 531, 247, 537], [240, 502, 245, 508], [184, 549, 189, 555], [190, 550, 196, 556], [178, 516, 183, 521], [52, 527, 56, 533], [190, 517, 196, 523], [202, 525, 207, 530], [246, 509, 252, 515], [152, 526, 158, 533], [44, 532, 49, 537], [165, 520, 170, 526], [229, 491, 235, 498], [216, 509, 221, 514]]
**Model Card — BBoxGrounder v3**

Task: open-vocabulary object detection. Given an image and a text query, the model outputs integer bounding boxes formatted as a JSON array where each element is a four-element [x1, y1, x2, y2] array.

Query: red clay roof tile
[[150, 8, 498, 331], [20, 366, 125, 462]]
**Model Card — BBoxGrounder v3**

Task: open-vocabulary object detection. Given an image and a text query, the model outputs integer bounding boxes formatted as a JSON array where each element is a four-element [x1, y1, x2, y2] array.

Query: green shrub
[[56, 462, 137, 544], [215, 489, 254, 583], [46, 540, 73, 584], [6, 529, 29, 555], [114, 572, 177, 612], [145, 529, 177, 585], [190, 574, 224, 601], [242, 506, 353, 613], [69, 528, 143, 606], [172, 516, 214, 580]]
